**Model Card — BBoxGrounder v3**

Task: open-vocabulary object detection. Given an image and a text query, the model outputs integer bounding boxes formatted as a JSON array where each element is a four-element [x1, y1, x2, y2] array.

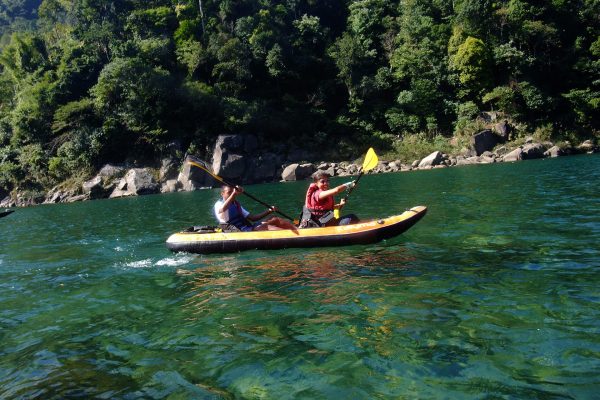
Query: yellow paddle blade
[[186, 156, 225, 184], [362, 147, 378, 171]]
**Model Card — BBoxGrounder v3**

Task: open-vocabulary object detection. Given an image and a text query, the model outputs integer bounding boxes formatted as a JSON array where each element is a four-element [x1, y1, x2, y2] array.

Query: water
[[1, 155, 599, 399]]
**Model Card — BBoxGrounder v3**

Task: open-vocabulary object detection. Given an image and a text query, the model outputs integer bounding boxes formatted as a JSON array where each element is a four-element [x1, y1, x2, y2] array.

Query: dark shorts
[[239, 222, 261, 232]]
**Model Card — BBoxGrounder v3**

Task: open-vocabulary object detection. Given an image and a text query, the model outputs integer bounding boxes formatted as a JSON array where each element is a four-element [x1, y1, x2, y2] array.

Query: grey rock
[[281, 163, 315, 181], [66, 194, 88, 203], [347, 164, 360, 175], [212, 134, 246, 180], [472, 129, 502, 156], [494, 120, 512, 141], [388, 162, 400, 172], [109, 187, 132, 199], [418, 151, 444, 168], [98, 164, 126, 179], [161, 179, 180, 193], [82, 175, 115, 200], [578, 140, 597, 153], [460, 147, 477, 157], [521, 143, 546, 159], [503, 148, 523, 162], [177, 161, 212, 191], [215, 153, 246, 180], [251, 153, 282, 182], [544, 146, 564, 158], [110, 168, 159, 198], [159, 158, 180, 182], [494, 146, 510, 157], [1, 195, 15, 208], [480, 155, 495, 163]]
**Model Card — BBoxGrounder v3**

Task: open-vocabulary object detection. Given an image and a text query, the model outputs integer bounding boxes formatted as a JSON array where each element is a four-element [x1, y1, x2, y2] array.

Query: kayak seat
[[184, 225, 218, 233]]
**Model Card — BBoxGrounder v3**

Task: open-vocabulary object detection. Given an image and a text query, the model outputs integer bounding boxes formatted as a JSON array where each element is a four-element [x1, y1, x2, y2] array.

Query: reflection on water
[[179, 248, 417, 311]]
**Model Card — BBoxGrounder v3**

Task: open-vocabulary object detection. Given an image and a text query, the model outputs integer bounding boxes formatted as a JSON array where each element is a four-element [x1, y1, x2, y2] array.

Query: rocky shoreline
[[1, 133, 597, 209]]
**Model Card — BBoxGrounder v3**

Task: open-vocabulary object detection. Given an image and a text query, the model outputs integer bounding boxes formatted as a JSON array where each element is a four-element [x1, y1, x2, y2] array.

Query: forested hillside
[[0, 0, 42, 39], [0, 0, 598, 195]]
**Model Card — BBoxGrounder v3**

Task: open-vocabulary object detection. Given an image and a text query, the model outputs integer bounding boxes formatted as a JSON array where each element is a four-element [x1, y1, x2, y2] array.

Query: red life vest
[[305, 183, 334, 217]]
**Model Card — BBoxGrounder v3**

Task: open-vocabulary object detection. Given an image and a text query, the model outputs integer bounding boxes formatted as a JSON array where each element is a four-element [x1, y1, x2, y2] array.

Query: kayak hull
[[0, 210, 14, 218], [166, 206, 427, 254]]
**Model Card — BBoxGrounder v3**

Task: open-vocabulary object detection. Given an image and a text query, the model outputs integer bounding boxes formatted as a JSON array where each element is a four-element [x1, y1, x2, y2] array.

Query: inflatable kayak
[[166, 205, 427, 254], [0, 209, 14, 218]]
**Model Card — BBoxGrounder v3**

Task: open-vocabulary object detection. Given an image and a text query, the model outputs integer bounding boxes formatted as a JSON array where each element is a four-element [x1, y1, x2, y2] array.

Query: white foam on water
[[124, 259, 153, 269], [156, 255, 194, 267]]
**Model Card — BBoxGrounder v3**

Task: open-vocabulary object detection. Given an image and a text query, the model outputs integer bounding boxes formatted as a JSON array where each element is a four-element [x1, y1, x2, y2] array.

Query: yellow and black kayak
[[166, 206, 427, 254]]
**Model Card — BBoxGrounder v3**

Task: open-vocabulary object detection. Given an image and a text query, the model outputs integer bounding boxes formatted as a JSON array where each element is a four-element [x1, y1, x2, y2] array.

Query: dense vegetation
[[0, 0, 598, 194]]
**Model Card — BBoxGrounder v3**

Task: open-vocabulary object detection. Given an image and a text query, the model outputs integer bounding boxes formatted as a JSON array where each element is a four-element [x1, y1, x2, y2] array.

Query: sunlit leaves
[[91, 57, 172, 139], [450, 36, 492, 98]]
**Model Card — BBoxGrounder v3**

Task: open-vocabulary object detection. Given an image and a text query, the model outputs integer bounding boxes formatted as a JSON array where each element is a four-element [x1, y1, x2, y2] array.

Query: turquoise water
[[1, 155, 599, 399]]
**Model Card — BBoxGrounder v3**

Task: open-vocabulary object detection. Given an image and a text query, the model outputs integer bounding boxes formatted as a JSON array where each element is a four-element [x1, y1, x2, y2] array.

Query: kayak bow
[[166, 205, 427, 254], [0, 209, 14, 219]]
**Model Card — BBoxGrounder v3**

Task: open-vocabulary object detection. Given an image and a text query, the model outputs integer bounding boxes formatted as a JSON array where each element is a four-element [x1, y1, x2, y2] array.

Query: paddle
[[335, 147, 379, 218], [186, 155, 296, 222]]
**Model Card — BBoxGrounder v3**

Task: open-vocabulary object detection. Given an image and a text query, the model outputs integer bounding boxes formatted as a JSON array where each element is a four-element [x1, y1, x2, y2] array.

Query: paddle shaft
[[337, 168, 364, 212], [187, 159, 295, 221]]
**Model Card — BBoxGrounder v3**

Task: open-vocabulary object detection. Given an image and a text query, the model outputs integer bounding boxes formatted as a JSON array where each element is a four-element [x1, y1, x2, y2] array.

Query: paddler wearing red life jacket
[[299, 172, 360, 228], [214, 185, 297, 232]]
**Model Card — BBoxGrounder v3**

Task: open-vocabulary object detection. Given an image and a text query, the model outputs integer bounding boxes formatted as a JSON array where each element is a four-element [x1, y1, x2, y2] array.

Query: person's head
[[313, 172, 330, 189], [221, 185, 234, 199]]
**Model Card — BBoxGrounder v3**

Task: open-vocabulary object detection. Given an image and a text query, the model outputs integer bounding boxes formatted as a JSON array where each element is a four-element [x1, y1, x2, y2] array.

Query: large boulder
[[78, 164, 127, 199], [281, 163, 315, 181], [15, 192, 45, 207], [471, 129, 502, 156], [1, 195, 15, 208], [521, 143, 546, 159], [161, 179, 180, 193], [418, 151, 445, 168], [177, 161, 214, 191], [110, 168, 159, 198], [212, 135, 246, 178], [82, 175, 116, 200], [503, 147, 523, 162], [210, 134, 266, 183], [544, 146, 564, 158], [159, 158, 180, 182], [577, 140, 598, 153], [98, 164, 126, 179], [250, 152, 283, 183], [216, 153, 246, 180], [493, 120, 512, 141]]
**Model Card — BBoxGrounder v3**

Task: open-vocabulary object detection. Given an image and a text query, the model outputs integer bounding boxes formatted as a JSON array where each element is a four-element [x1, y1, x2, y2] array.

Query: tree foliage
[[0, 0, 598, 193]]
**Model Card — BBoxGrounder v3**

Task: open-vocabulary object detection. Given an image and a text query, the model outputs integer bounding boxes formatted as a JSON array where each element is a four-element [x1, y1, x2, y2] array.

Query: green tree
[[449, 36, 493, 100]]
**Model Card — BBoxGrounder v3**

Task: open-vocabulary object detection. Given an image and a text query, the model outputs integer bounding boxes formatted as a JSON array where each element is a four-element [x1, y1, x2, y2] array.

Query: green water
[[1, 155, 599, 399]]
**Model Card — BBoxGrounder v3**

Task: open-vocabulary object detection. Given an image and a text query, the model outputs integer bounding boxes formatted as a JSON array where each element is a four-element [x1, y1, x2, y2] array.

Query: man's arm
[[217, 187, 242, 213], [247, 207, 275, 222]]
